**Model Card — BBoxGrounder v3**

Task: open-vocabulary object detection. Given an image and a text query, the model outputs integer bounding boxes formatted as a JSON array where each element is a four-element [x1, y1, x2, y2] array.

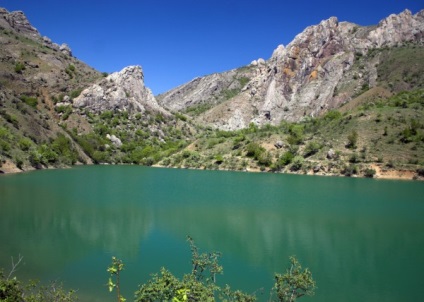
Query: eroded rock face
[[73, 65, 169, 115], [159, 9, 424, 130], [0, 8, 72, 55], [0, 8, 40, 39]]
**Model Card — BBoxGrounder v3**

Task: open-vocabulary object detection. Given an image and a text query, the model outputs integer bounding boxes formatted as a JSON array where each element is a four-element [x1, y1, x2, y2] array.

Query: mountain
[[0, 7, 423, 179], [0, 7, 192, 172], [158, 9, 424, 130]]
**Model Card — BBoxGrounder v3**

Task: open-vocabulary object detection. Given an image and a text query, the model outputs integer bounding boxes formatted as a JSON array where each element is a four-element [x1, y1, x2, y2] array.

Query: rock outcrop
[[159, 9, 424, 130], [0, 8, 40, 39], [73, 65, 169, 115], [0, 8, 73, 56]]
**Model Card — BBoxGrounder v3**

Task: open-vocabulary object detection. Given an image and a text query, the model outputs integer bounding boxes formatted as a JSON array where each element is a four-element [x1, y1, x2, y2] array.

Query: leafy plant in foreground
[[107, 256, 126, 302], [273, 256, 316, 302]]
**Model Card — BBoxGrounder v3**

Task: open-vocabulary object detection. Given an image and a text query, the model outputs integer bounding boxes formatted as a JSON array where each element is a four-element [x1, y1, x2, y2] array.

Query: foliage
[[0, 255, 77, 302], [273, 256, 316, 302], [303, 141, 321, 157], [134, 237, 260, 302], [134, 240, 315, 302], [20, 95, 38, 108], [14, 62, 25, 73], [135, 237, 221, 301], [287, 125, 304, 145], [69, 89, 83, 99], [364, 168, 376, 178], [290, 156, 304, 172], [346, 130, 358, 149], [107, 256, 126, 302], [245, 142, 264, 160]]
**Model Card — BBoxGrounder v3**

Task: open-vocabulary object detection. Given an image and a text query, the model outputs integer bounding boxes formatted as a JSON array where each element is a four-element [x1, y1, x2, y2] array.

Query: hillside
[[0, 7, 423, 180], [158, 9, 424, 130]]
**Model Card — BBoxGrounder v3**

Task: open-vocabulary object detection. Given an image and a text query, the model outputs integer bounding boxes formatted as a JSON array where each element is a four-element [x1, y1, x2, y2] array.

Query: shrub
[[245, 142, 264, 160], [303, 141, 321, 157], [258, 151, 272, 167], [364, 168, 376, 178], [14, 62, 25, 73], [279, 151, 294, 166], [69, 88, 83, 99], [343, 164, 358, 176], [20, 95, 38, 108], [18, 138, 32, 151], [290, 156, 304, 171], [346, 130, 358, 149], [349, 153, 360, 163]]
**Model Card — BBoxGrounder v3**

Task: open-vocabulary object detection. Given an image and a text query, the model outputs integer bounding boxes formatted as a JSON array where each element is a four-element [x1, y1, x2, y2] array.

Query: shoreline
[[2, 159, 422, 181]]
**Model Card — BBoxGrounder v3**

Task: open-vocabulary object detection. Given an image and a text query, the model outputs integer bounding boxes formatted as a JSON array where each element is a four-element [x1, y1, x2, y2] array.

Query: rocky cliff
[[0, 8, 73, 56], [158, 9, 424, 130], [73, 65, 169, 116]]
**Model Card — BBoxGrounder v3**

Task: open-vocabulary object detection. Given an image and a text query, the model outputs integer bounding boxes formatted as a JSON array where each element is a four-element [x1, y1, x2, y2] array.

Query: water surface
[[0, 166, 423, 301]]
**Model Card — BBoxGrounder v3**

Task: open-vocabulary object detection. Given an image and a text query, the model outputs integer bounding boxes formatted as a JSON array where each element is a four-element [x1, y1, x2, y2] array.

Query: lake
[[0, 165, 423, 301]]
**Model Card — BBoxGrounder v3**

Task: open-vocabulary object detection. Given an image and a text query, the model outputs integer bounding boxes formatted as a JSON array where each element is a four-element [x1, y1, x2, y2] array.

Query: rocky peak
[[0, 8, 40, 39], [368, 9, 424, 47], [0, 7, 73, 56], [160, 9, 424, 130], [73, 65, 169, 116]]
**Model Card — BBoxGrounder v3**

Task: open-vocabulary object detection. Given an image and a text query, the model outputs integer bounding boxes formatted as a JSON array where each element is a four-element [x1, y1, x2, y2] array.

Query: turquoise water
[[0, 165, 423, 301]]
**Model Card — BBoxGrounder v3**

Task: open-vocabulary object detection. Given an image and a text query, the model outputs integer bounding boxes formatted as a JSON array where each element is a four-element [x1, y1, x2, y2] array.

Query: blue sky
[[2, 0, 422, 94]]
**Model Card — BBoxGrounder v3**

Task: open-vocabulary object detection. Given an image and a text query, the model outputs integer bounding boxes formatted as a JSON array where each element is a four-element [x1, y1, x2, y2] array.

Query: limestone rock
[[73, 65, 169, 116], [0, 8, 40, 39], [274, 141, 284, 149], [327, 149, 336, 160], [106, 134, 122, 148], [59, 43, 72, 56], [159, 9, 424, 130]]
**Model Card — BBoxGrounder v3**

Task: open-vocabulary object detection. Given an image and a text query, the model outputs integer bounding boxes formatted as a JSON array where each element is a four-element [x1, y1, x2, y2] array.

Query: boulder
[[274, 141, 284, 149], [327, 149, 336, 160], [59, 43, 72, 56]]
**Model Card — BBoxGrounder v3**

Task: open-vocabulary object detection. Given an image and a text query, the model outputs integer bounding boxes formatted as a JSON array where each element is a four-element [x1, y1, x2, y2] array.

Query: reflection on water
[[0, 166, 423, 301]]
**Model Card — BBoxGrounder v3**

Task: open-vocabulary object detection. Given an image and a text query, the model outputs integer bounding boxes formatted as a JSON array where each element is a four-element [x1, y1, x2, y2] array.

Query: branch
[[7, 254, 23, 280]]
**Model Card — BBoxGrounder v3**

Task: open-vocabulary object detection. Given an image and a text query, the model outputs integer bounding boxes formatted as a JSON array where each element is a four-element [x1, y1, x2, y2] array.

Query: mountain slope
[[158, 9, 424, 130], [0, 7, 422, 179]]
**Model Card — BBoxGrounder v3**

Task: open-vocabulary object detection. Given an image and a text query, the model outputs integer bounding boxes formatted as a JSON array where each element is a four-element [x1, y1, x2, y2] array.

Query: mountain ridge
[[0, 7, 423, 180], [158, 9, 424, 130]]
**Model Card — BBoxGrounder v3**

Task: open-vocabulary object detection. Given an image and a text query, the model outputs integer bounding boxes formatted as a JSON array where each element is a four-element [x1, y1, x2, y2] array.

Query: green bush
[[14, 62, 25, 73], [245, 142, 265, 160], [20, 95, 38, 108], [346, 130, 358, 149], [69, 88, 83, 99], [303, 141, 321, 157], [18, 138, 32, 151], [290, 156, 304, 171], [364, 168, 376, 178]]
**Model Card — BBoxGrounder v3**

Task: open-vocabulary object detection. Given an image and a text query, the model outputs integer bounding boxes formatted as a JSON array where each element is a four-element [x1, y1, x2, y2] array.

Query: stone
[[327, 149, 336, 160], [0, 9, 40, 39], [313, 164, 322, 173], [107, 134, 122, 148], [274, 141, 284, 149], [73, 65, 169, 116], [59, 43, 72, 56]]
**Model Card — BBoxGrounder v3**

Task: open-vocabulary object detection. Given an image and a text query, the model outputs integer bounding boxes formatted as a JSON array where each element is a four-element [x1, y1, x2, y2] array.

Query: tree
[[133, 238, 315, 302], [0, 255, 77, 302], [273, 256, 316, 302], [134, 237, 255, 302], [346, 130, 358, 149], [107, 256, 126, 302]]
